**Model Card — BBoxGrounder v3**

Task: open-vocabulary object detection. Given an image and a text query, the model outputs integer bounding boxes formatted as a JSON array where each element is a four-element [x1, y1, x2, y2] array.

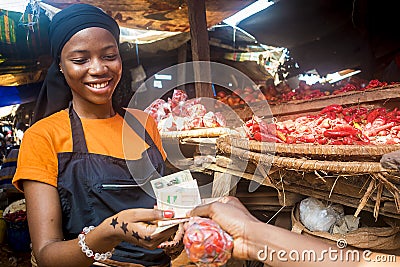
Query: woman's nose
[[88, 59, 106, 74]]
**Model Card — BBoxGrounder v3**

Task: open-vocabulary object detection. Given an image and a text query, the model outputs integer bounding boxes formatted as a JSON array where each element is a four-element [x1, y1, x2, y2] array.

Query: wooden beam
[[177, 43, 187, 91], [229, 85, 400, 122], [186, 0, 213, 98]]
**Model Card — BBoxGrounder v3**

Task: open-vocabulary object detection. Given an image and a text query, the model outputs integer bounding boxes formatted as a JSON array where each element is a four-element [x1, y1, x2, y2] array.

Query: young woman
[[13, 4, 179, 267]]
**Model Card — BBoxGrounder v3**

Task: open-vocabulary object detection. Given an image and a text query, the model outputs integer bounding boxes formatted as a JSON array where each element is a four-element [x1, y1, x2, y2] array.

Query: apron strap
[[68, 102, 89, 153], [123, 110, 157, 149]]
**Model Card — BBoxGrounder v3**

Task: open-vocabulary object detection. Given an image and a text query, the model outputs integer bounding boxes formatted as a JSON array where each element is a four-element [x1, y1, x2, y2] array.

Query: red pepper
[[306, 115, 318, 119], [245, 118, 256, 128], [342, 136, 355, 145], [330, 125, 360, 136], [353, 140, 370, 145], [386, 108, 398, 119], [285, 135, 297, 144], [355, 107, 368, 115], [253, 132, 284, 143], [326, 111, 337, 120], [329, 140, 344, 145], [356, 133, 370, 143], [298, 135, 316, 143], [324, 130, 352, 138], [350, 115, 362, 123], [319, 104, 343, 115], [344, 115, 352, 123], [249, 124, 260, 134], [367, 122, 395, 136], [342, 107, 356, 116], [366, 109, 380, 124], [315, 137, 328, 145]]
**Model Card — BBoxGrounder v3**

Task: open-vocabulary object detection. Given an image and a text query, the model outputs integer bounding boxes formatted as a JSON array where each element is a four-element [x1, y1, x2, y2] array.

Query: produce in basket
[[145, 89, 227, 131], [183, 217, 233, 267], [244, 105, 400, 145], [3, 199, 27, 223]]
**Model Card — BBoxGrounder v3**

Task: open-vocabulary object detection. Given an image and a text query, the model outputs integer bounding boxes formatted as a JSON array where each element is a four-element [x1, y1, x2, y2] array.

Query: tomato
[[183, 217, 233, 266], [216, 91, 227, 98]]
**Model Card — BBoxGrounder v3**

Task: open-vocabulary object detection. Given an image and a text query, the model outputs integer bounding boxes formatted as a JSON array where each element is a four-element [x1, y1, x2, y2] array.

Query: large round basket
[[3, 199, 31, 252], [216, 135, 400, 220], [3, 199, 26, 217], [217, 135, 400, 161], [216, 135, 398, 174]]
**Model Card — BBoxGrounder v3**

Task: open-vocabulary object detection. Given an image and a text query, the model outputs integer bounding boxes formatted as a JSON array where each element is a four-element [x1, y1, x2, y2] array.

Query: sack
[[291, 203, 400, 251]]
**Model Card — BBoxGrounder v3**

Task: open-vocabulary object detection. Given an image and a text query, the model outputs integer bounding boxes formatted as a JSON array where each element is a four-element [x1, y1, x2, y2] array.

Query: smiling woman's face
[[59, 27, 122, 107]]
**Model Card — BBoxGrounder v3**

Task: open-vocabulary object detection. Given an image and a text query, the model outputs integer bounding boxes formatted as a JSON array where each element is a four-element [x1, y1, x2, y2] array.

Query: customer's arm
[[190, 196, 399, 267]]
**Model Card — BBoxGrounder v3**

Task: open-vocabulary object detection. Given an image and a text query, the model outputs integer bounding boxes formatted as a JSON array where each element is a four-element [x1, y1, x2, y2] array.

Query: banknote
[[156, 179, 201, 218], [151, 218, 191, 236], [150, 169, 193, 197], [150, 170, 201, 233]]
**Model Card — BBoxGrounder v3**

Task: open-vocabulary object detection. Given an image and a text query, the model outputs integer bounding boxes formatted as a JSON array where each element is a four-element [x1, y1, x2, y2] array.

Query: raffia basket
[[216, 135, 400, 220], [218, 134, 400, 162], [216, 135, 400, 174], [160, 127, 234, 139]]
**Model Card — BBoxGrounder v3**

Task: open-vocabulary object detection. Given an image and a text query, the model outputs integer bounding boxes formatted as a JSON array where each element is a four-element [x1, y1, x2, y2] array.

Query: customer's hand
[[104, 208, 178, 250], [189, 196, 260, 260]]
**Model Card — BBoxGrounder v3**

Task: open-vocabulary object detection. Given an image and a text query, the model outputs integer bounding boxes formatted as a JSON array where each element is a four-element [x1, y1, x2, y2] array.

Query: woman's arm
[[24, 180, 177, 267], [190, 196, 399, 267]]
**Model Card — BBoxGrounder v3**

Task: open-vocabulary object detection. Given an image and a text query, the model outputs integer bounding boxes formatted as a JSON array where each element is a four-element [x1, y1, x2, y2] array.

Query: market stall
[[207, 81, 400, 254], [2, 0, 400, 265], [146, 76, 400, 257]]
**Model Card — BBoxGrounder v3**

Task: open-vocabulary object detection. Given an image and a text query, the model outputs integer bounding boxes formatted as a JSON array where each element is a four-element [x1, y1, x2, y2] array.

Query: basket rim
[[217, 136, 395, 174], [160, 127, 234, 138], [219, 135, 400, 157]]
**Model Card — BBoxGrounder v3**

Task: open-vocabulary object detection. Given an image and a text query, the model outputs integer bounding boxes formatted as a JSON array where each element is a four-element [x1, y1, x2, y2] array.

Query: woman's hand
[[188, 196, 260, 260], [101, 208, 178, 250]]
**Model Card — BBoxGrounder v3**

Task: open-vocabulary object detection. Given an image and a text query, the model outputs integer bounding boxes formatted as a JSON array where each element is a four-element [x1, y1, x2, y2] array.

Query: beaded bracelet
[[78, 226, 114, 261]]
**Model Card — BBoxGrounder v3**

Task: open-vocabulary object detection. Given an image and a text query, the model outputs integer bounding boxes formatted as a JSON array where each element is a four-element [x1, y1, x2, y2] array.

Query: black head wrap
[[32, 3, 120, 123]]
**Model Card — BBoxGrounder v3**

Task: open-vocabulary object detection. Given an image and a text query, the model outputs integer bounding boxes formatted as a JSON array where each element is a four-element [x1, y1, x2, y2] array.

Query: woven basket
[[218, 135, 400, 161], [216, 136, 395, 174], [161, 127, 234, 139], [216, 136, 400, 219], [3, 199, 26, 217], [291, 203, 400, 251]]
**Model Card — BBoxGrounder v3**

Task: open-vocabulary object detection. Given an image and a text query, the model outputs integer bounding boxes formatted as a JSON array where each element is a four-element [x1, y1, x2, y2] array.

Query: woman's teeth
[[89, 82, 109, 89]]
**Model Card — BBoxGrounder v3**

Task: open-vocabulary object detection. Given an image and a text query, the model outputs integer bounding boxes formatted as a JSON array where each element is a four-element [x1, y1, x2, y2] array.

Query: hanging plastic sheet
[[0, 8, 50, 67], [0, 10, 17, 44], [0, 82, 42, 108]]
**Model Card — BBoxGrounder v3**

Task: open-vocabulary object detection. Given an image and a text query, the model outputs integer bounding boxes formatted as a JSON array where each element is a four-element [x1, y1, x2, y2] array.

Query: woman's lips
[[87, 81, 109, 89]]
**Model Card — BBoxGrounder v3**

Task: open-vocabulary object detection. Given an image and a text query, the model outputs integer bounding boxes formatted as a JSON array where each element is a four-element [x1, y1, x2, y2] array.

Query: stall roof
[[0, 1, 260, 107], [0, 0, 258, 75], [41, 0, 256, 32]]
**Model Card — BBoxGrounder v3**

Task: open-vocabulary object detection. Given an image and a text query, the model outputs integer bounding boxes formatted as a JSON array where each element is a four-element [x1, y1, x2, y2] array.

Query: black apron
[[57, 104, 169, 266]]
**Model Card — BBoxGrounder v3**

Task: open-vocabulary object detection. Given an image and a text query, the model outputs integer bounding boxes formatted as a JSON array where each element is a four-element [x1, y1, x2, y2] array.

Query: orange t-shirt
[[12, 109, 166, 191]]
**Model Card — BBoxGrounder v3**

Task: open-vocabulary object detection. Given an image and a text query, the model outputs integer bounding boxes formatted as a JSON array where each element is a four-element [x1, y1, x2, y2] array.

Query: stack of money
[[151, 169, 202, 219], [150, 170, 202, 235]]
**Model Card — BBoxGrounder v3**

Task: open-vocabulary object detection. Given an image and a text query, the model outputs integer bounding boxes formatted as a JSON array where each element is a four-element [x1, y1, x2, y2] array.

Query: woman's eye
[[71, 58, 88, 64], [104, 54, 118, 60]]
